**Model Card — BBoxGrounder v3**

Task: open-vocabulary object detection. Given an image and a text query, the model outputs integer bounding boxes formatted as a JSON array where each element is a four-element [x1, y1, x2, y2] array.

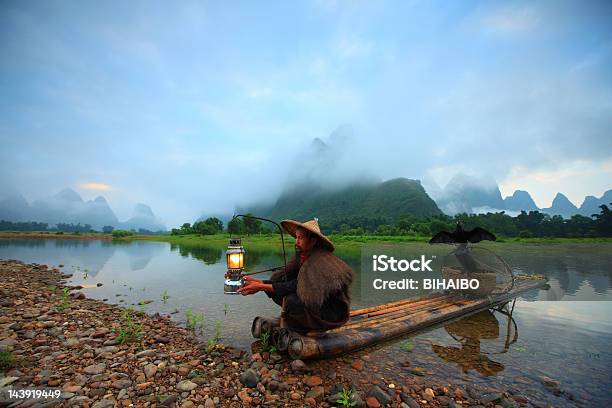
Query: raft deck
[[253, 274, 547, 360]]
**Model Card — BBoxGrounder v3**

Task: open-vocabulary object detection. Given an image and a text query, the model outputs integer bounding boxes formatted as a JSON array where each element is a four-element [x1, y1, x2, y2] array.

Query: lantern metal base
[[224, 278, 244, 294]]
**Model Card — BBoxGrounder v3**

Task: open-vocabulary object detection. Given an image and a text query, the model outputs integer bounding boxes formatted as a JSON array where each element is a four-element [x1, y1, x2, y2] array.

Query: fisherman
[[237, 218, 353, 333]]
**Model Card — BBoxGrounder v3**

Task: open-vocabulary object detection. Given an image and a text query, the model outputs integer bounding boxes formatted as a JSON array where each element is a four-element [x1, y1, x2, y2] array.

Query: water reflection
[[431, 307, 518, 376]]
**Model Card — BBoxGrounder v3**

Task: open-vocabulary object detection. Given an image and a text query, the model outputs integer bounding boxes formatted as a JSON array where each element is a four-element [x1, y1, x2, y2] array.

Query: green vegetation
[[57, 287, 71, 311], [214, 320, 222, 342], [115, 307, 144, 344], [250, 178, 442, 229], [205, 320, 223, 353], [161, 290, 170, 303], [184, 309, 205, 333], [0, 351, 15, 370], [153, 202, 612, 246], [337, 387, 358, 407], [258, 330, 278, 353], [400, 339, 414, 352], [112, 229, 134, 238], [171, 217, 224, 236]]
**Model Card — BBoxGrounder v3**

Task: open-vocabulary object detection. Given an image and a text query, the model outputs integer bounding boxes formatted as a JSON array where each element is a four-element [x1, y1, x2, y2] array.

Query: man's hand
[[238, 280, 274, 296], [243, 276, 263, 285], [237, 281, 262, 296]]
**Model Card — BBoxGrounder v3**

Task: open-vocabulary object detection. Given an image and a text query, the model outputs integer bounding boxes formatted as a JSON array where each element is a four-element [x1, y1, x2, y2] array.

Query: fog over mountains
[[0, 188, 165, 231], [229, 131, 611, 225], [4, 127, 609, 230], [423, 175, 612, 219]]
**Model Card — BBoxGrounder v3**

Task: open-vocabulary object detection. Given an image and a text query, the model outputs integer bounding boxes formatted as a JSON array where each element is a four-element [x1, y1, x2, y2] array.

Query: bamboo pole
[[349, 293, 445, 317], [335, 296, 455, 331]]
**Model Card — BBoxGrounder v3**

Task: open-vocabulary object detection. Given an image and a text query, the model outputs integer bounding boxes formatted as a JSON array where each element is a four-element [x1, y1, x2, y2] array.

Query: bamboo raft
[[251, 274, 547, 360]]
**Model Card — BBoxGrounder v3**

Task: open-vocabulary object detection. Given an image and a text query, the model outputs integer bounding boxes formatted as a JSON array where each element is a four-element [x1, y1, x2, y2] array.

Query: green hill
[[246, 178, 442, 232]]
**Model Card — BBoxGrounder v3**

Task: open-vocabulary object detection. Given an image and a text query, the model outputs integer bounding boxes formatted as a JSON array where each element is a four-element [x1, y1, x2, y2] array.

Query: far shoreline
[[1, 231, 611, 246]]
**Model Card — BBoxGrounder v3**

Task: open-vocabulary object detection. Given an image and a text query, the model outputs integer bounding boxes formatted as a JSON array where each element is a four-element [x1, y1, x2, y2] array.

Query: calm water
[[1, 238, 611, 407]]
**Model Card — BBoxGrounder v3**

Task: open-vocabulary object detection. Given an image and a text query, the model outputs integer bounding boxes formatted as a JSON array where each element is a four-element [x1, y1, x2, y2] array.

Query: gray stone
[[91, 399, 114, 408], [135, 349, 157, 358], [144, 363, 158, 379], [367, 385, 391, 405], [480, 393, 503, 404], [239, 369, 259, 388], [112, 378, 132, 389], [400, 393, 420, 408], [290, 359, 309, 372], [83, 363, 106, 375], [306, 386, 325, 401], [176, 380, 198, 392], [160, 395, 178, 406]]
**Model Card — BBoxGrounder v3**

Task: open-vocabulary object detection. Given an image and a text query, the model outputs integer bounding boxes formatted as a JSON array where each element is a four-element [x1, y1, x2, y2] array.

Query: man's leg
[[281, 293, 328, 333]]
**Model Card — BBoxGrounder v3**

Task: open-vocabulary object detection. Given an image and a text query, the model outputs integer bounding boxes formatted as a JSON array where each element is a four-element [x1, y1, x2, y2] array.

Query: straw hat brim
[[281, 219, 335, 252]]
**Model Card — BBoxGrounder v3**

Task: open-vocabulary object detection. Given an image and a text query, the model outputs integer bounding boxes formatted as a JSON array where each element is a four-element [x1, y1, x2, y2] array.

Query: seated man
[[237, 218, 353, 333]]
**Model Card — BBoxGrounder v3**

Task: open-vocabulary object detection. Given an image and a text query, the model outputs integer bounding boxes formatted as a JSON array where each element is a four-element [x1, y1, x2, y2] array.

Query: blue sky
[[1, 0, 611, 226]]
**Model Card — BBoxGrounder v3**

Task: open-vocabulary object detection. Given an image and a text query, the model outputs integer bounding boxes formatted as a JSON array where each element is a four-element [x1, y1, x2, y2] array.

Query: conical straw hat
[[281, 218, 334, 251]]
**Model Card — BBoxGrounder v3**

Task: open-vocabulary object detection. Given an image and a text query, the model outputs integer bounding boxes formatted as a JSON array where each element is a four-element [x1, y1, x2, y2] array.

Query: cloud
[[500, 160, 612, 207], [78, 182, 111, 191]]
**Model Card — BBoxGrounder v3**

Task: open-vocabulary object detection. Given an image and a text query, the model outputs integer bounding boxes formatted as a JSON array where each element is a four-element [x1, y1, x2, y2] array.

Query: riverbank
[[0, 259, 536, 408], [2, 231, 611, 247], [0, 232, 112, 240], [133, 233, 612, 248]]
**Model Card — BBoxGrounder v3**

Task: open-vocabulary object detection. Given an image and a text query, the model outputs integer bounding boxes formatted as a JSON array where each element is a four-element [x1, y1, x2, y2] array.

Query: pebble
[[304, 375, 323, 387], [83, 363, 106, 375], [366, 396, 381, 408], [176, 379, 198, 391], [367, 385, 391, 406], [306, 386, 325, 400], [239, 369, 259, 388]]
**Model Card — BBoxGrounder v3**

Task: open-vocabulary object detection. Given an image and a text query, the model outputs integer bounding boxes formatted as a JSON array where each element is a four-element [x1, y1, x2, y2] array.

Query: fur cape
[[270, 246, 353, 309]]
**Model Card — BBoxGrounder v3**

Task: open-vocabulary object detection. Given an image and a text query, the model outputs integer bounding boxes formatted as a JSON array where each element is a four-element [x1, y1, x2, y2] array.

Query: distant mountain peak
[[93, 196, 108, 204], [133, 203, 155, 218], [551, 192, 576, 208], [54, 188, 83, 202], [504, 190, 539, 212]]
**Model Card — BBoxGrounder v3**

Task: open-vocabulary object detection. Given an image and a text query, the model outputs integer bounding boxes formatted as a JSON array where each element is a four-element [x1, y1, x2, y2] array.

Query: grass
[[56, 287, 71, 311], [337, 387, 358, 407], [184, 309, 205, 334], [115, 307, 144, 344], [0, 351, 15, 371], [204, 320, 224, 353], [161, 290, 170, 303], [399, 339, 414, 352], [3, 230, 611, 246], [258, 330, 278, 353], [132, 232, 612, 248]]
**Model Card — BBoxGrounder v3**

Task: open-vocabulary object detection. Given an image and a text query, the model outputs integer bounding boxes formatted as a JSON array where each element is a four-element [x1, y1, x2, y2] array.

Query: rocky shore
[[1, 259, 538, 408]]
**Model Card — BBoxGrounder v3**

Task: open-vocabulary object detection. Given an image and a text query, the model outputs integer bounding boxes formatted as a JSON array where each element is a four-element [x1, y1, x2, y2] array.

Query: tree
[[193, 217, 223, 235], [179, 223, 193, 235], [242, 213, 262, 235], [227, 218, 244, 235], [592, 203, 612, 237], [102, 225, 114, 234]]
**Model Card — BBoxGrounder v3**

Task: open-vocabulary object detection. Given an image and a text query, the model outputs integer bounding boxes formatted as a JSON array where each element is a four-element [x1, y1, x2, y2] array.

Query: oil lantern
[[224, 237, 245, 294]]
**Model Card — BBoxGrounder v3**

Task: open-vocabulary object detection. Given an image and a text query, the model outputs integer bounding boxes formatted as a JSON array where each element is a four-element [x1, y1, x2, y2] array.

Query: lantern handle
[[232, 214, 288, 279]]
